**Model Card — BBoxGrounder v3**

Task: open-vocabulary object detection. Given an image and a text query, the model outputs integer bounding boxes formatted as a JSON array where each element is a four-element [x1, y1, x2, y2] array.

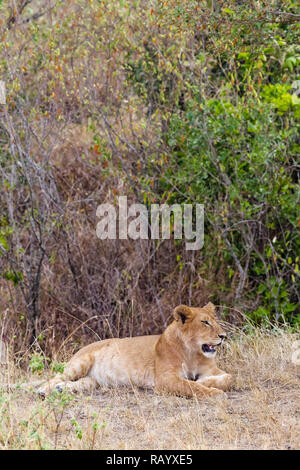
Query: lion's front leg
[[197, 371, 233, 391], [155, 372, 225, 398]]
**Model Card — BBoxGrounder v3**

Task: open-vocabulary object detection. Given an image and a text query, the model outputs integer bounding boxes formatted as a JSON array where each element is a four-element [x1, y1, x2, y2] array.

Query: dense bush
[[0, 0, 299, 353], [161, 94, 299, 322]]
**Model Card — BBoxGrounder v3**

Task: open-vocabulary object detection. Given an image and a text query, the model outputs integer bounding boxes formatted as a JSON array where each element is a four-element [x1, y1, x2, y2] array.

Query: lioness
[[38, 303, 233, 398]]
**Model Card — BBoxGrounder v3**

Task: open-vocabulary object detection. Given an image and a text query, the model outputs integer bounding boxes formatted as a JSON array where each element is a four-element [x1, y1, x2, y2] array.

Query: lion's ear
[[174, 305, 194, 325], [203, 302, 216, 317]]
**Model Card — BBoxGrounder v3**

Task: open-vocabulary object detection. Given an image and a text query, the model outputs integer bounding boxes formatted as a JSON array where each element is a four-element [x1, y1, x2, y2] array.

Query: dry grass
[[0, 326, 299, 450]]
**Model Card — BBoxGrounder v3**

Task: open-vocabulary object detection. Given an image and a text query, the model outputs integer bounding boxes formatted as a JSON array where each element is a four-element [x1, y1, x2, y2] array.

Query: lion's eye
[[202, 321, 210, 326]]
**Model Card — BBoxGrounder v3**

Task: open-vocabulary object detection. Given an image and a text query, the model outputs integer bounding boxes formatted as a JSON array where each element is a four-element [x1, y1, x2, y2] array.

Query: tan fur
[[38, 303, 233, 398]]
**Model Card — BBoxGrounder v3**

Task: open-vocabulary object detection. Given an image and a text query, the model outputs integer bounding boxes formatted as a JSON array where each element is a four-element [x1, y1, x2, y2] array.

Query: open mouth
[[202, 343, 219, 354]]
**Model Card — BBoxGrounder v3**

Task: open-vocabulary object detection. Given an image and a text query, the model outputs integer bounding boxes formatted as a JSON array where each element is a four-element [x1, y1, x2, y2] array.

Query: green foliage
[[46, 388, 74, 408], [2, 270, 23, 286], [50, 362, 66, 374], [29, 354, 47, 374], [158, 92, 299, 321], [29, 354, 66, 375], [262, 83, 300, 116], [127, 0, 300, 323], [70, 418, 83, 440]]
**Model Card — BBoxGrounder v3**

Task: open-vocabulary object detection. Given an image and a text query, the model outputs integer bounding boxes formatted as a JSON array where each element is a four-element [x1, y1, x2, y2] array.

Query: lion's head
[[174, 303, 226, 358]]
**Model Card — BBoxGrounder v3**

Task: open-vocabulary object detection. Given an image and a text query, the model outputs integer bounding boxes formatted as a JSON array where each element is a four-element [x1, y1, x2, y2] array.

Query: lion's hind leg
[[38, 354, 94, 397], [54, 377, 98, 394]]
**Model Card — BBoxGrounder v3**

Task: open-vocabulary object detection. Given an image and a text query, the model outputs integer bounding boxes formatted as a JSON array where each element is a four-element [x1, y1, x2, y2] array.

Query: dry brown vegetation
[[1, 325, 299, 450]]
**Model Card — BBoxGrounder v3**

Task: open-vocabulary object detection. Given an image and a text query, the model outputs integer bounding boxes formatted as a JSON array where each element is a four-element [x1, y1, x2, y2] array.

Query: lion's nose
[[219, 334, 226, 340]]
